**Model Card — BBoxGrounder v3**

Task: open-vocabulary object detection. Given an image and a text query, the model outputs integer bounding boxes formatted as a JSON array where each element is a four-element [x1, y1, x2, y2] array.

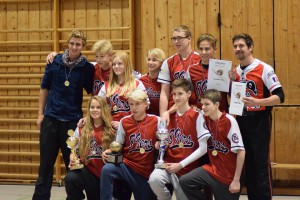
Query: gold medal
[[64, 80, 70, 87], [113, 105, 118, 111], [140, 148, 145, 154], [179, 142, 184, 148], [212, 150, 218, 156]]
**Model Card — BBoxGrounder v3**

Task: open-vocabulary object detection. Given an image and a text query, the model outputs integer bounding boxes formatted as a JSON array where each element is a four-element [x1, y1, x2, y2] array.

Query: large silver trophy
[[155, 121, 170, 168]]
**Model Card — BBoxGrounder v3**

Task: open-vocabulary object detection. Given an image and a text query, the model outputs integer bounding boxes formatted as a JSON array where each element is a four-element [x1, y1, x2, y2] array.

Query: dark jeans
[[100, 163, 154, 200], [65, 167, 100, 200], [32, 116, 77, 200]]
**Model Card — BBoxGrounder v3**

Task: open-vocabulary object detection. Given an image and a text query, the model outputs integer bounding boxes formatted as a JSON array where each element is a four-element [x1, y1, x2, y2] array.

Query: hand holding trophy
[[66, 129, 84, 170], [155, 121, 170, 168], [106, 141, 123, 164]]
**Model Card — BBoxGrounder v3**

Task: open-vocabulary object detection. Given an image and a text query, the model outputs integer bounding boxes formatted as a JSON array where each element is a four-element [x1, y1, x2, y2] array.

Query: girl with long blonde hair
[[64, 96, 115, 200], [98, 51, 146, 129]]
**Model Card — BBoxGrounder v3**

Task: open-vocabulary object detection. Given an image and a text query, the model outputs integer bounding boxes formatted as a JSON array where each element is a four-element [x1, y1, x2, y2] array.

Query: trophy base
[[87, 155, 102, 160], [70, 163, 84, 171], [107, 153, 123, 164], [155, 163, 166, 169]]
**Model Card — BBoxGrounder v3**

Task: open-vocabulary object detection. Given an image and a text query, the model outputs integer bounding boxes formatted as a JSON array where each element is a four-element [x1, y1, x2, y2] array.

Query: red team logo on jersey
[[196, 80, 207, 102], [128, 132, 154, 153], [246, 80, 258, 96], [89, 137, 103, 156], [93, 80, 105, 95], [173, 70, 186, 79], [145, 87, 160, 99], [109, 94, 130, 112], [168, 128, 194, 149], [207, 135, 229, 154]]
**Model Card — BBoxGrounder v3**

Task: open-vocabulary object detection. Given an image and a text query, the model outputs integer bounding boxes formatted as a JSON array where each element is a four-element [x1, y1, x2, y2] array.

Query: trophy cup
[[155, 121, 170, 168], [66, 129, 84, 170], [106, 141, 123, 164]]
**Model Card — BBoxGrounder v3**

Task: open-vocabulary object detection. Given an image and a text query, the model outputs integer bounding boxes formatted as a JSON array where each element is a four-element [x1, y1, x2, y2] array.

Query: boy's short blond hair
[[127, 90, 149, 103], [92, 39, 113, 54]]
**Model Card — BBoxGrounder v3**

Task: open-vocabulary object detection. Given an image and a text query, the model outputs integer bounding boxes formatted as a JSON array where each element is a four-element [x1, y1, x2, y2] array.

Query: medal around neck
[[64, 80, 70, 87], [155, 121, 170, 169], [66, 129, 84, 170], [107, 141, 123, 164]]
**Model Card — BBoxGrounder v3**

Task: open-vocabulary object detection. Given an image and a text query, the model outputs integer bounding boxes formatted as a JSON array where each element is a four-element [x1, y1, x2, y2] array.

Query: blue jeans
[[100, 163, 154, 200]]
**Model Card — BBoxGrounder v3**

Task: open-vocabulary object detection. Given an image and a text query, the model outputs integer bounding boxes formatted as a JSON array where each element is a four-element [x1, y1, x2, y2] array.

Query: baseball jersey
[[116, 114, 160, 179], [139, 73, 161, 116], [92, 63, 110, 96], [234, 59, 282, 112], [165, 108, 202, 176], [202, 112, 244, 185], [75, 126, 104, 178], [185, 63, 228, 112], [98, 79, 146, 121], [158, 52, 200, 108]]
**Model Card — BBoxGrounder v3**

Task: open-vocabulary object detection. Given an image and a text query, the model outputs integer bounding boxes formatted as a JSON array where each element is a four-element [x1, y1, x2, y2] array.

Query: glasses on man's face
[[171, 36, 189, 42]]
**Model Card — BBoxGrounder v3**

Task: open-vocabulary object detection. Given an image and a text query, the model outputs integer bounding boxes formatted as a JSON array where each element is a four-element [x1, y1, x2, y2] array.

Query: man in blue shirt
[[33, 30, 94, 200]]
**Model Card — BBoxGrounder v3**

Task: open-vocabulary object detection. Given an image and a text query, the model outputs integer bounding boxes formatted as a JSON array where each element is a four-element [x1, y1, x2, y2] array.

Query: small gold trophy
[[106, 141, 123, 164], [155, 121, 170, 169], [66, 129, 84, 170]]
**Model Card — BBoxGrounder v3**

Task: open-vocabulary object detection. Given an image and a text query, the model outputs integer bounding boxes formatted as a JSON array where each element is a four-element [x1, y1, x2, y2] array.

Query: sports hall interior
[[0, 0, 299, 198]]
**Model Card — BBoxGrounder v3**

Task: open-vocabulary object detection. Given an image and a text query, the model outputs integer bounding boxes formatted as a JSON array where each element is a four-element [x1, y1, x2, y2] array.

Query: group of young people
[[33, 25, 284, 200]]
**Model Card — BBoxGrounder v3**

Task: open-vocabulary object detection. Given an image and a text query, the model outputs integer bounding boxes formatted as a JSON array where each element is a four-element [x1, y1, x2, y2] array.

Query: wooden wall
[[0, 0, 299, 189]]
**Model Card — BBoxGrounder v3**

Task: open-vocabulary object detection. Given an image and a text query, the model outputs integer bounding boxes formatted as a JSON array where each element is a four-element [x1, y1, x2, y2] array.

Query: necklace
[[176, 108, 190, 148], [64, 66, 75, 87], [135, 115, 147, 154], [207, 115, 220, 156]]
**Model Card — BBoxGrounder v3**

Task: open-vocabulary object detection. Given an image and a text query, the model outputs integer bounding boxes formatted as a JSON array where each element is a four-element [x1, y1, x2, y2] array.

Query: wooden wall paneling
[[193, 0, 220, 55], [74, 1, 86, 34], [110, 0, 123, 51], [0, 2, 8, 175], [154, 0, 168, 59], [98, 0, 111, 42], [6, 2, 19, 176], [60, 0, 75, 49], [18, 1, 31, 177], [167, 0, 181, 56], [259, 0, 274, 65], [274, 0, 300, 105], [122, 0, 129, 52], [180, 0, 194, 44], [273, 107, 300, 185], [85, 0, 98, 61], [219, 0, 235, 64], [139, 0, 155, 74], [287, 0, 300, 105]]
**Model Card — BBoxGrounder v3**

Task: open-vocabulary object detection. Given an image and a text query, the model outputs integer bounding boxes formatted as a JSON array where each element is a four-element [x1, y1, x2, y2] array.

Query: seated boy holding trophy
[[149, 78, 209, 200], [101, 90, 160, 200]]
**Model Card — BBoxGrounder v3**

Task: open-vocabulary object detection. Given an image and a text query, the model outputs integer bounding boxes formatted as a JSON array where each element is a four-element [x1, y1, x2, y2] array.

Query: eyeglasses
[[170, 36, 189, 42]]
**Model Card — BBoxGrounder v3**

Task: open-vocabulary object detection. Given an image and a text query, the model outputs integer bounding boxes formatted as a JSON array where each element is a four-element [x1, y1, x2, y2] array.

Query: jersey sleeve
[[262, 63, 282, 92], [136, 80, 146, 91], [157, 59, 170, 84], [196, 111, 211, 140], [98, 82, 107, 97], [226, 114, 244, 153], [133, 70, 142, 79], [116, 120, 126, 145]]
